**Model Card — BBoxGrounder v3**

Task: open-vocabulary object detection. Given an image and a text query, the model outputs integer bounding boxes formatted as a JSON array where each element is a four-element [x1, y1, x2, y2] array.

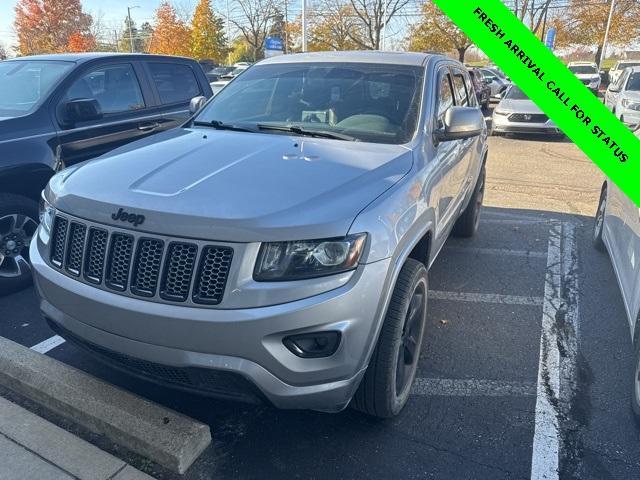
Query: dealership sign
[[434, 0, 640, 207]]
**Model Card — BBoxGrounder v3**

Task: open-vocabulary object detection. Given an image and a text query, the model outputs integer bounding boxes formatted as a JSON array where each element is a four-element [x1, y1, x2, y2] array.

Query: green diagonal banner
[[433, 0, 640, 207]]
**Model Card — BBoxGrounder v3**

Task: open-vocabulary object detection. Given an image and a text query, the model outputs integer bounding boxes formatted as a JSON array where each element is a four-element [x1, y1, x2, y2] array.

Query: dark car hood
[[49, 127, 413, 242]]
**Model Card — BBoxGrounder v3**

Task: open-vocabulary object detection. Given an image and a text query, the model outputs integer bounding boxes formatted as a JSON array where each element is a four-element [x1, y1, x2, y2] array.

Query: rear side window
[[147, 63, 200, 104], [64, 63, 145, 114], [451, 70, 470, 107]]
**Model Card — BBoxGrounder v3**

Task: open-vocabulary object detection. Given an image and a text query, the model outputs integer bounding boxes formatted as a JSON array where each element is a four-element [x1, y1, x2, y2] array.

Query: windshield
[[505, 86, 528, 100], [626, 72, 640, 91], [569, 65, 597, 75], [194, 62, 425, 144], [0, 60, 73, 118], [616, 62, 640, 71]]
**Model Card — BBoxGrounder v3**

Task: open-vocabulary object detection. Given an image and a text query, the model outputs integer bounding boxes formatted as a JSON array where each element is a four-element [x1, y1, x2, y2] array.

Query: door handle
[[138, 122, 160, 132]]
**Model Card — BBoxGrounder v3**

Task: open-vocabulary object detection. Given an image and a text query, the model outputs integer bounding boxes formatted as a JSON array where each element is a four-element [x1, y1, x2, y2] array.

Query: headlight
[[622, 98, 640, 111], [254, 233, 367, 281], [39, 193, 55, 234], [493, 108, 509, 116]]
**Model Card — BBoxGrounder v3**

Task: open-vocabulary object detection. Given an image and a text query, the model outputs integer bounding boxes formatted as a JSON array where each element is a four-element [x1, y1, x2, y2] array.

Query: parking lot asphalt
[[2, 108, 640, 479]]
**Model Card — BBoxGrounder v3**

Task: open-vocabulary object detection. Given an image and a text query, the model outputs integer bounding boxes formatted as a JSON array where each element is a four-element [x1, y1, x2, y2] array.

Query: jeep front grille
[[49, 214, 233, 306]]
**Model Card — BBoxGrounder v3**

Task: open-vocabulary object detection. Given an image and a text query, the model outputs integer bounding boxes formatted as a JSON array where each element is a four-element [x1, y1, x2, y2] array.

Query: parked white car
[[491, 85, 561, 136], [567, 61, 601, 93], [609, 60, 640, 87], [593, 130, 640, 420], [604, 66, 640, 127]]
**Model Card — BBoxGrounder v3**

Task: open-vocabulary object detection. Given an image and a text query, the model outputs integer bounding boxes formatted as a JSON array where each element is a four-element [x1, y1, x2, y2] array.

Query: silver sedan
[[491, 85, 562, 136]]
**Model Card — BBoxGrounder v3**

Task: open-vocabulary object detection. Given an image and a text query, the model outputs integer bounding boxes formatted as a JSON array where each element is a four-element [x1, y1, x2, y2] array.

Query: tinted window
[[505, 86, 528, 100], [436, 71, 455, 128], [64, 64, 144, 114], [0, 60, 73, 117], [148, 63, 200, 104], [452, 70, 470, 106], [196, 62, 424, 145]]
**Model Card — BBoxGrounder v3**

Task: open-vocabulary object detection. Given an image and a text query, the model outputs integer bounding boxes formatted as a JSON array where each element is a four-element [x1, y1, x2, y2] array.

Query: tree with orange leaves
[[14, 0, 93, 55], [148, 1, 191, 57], [67, 32, 96, 52]]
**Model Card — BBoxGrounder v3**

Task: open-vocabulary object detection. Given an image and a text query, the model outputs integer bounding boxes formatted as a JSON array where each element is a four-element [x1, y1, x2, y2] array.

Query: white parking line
[[429, 290, 543, 306], [30, 335, 66, 354], [444, 246, 547, 258], [527, 221, 580, 480], [412, 378, 536, 397]]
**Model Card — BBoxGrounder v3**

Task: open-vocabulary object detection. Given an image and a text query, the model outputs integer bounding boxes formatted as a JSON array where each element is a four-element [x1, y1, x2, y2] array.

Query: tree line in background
[[9, 0, 640, 65]]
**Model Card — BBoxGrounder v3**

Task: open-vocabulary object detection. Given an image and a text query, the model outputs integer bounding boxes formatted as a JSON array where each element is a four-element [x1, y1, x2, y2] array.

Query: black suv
[[0, 53, 212, 294]]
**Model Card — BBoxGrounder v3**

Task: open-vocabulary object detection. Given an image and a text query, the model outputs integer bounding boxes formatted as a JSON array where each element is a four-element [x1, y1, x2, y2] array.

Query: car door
[[142, 61, 206, 132], [618, 186, 640, 330], [449, 67, 477, 206], [431, 66, 463, 239], [54, 61, 157, 167]]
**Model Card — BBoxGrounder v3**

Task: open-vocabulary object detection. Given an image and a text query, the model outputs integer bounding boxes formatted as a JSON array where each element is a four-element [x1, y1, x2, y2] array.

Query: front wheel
[[0, 194, 39, 296], [452, 164, 486, 238], [351, 259, 428, 418]]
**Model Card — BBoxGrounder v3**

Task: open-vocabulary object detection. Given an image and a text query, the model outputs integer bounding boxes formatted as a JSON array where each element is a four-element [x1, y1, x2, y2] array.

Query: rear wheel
[[452, 164, 486, 238], [351, 259, 428, 418], [631, 334, 640, 425], [593, 184, 607, 252], [0, 194, 39, 296]]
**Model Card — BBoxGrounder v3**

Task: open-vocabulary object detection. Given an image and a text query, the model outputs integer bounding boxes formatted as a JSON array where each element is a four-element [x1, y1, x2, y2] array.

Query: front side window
[[436, 71, 455, 129], [0, 60, 73, 118], [194, 62, 425, 144], [148, 63, 200, 104], [64, 64, 145, 114]]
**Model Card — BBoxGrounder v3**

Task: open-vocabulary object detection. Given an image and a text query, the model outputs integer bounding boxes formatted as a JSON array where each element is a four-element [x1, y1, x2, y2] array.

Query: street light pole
[[127, 6, 139, 53], [225, 0, 231, 64], [600, 0, 616, 69], [382, 0, 389, 50]]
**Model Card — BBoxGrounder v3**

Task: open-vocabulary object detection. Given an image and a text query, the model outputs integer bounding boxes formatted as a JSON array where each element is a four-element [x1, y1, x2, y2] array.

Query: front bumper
[[618, 108, 640, 126], [492, 115, 561, 135], [31, 236, 392, 411]]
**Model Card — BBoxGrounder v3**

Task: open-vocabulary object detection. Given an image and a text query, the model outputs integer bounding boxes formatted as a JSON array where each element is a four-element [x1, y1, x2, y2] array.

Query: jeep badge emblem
[[111, 208, 145, 227]]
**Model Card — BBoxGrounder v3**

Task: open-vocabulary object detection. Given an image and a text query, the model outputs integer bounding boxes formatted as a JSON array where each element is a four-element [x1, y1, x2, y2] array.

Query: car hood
[[495, 98, 542, 114], [48, 128, 413, 242], [574, 73, 600, 81], [622, 90, 640, 101]]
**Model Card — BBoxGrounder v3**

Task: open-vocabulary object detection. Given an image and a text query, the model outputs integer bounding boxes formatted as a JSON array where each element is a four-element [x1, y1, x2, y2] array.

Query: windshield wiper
[[256, 124, 357, 141], [191, 119, 256, 133]]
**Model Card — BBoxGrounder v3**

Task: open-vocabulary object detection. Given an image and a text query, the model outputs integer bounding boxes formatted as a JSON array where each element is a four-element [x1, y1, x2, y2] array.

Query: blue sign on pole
[[265, 37, 284, 52], [545, 28, 557, 50]]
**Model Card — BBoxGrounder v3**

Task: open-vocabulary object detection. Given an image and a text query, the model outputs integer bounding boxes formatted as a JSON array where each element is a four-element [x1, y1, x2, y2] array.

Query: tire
[[351, 259, 428, 418], [593, 183, 607, 252], [0, 193, 39, 296], [452, 164, 486, 238]]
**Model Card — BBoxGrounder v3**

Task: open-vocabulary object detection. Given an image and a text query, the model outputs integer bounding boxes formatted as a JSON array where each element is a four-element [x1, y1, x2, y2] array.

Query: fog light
[[283, 331, 341, 358]]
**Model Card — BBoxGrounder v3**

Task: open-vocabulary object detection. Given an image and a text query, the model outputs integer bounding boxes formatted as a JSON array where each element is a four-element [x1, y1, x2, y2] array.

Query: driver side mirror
[[435, 107, 485, 143], [189, 96, 207, 114], [608, 85, 621, 93], [59, 98, 102, 127]]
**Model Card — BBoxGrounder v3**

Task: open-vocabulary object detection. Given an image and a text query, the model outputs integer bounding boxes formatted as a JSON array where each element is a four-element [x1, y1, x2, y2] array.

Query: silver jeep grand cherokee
[[32, 52, 488, 418]]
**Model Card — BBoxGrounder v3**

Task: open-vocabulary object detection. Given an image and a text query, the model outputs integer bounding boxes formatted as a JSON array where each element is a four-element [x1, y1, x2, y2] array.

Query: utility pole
[[226, 0, 231, 64], [382, 0, 389, 50], [127, 6, 139, 53], [600, 0, 616, 69], [284, 0, 288, 54], [302, 0, 307, 52]]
